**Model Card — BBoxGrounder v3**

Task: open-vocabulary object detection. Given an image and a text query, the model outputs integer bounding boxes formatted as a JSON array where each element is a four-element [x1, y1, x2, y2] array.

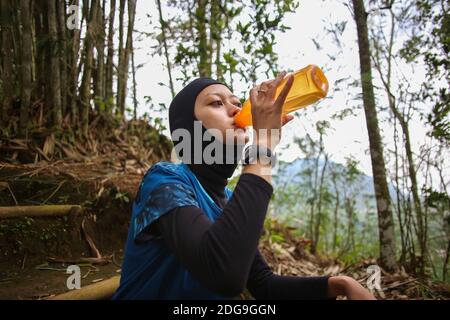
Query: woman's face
[[194, 84, 249, 145]]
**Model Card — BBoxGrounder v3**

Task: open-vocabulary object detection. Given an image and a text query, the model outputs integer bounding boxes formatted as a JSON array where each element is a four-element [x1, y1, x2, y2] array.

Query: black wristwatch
[[242, 143, 277, 167]]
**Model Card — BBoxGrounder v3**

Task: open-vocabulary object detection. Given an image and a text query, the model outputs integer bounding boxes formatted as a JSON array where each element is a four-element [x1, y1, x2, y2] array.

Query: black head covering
[[169, 77, 245, 199]]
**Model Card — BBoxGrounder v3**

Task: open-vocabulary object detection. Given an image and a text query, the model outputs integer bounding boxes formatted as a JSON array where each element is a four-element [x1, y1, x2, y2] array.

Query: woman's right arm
[[242, 71, 295, 185]]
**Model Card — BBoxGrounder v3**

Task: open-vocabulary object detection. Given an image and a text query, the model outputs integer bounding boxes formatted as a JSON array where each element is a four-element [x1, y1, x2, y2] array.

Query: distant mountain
[[272, 158, 399, 214]]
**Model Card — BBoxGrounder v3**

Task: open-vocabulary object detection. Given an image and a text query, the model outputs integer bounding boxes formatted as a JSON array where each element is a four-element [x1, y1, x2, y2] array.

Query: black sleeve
[[156, 173, 273, 297], [155, 173, 331, 299], [246, 249, 331, 300]]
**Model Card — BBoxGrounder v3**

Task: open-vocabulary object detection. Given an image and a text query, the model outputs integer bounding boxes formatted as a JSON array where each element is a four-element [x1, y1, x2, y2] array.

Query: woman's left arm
[[247, 250, 376, 300], [327, 276, 376, 300]]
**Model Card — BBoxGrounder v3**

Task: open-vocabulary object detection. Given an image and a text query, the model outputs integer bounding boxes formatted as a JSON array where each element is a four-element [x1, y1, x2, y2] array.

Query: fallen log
[[50, 276, 120, 300], [0, 205, 83, 219], [47, 256, 111, 266]]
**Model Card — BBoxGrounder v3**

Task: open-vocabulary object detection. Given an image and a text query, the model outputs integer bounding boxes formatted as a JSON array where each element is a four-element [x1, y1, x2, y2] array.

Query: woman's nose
[[228, 104, 241, 117]]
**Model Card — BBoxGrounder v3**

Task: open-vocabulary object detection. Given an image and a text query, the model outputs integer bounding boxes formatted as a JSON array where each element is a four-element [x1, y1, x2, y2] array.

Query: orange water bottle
[[234, 65, 329, 128]]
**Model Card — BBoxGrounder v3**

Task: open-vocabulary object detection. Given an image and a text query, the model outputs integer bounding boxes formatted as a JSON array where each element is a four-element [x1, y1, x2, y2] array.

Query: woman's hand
[[249, 71, 295, 150], [328, 276, 377, 300]]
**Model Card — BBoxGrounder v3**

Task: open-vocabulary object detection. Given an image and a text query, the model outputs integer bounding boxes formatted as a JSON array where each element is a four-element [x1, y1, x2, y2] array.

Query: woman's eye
[[234, 102, 243, 108], [211, 100, 223, 107]]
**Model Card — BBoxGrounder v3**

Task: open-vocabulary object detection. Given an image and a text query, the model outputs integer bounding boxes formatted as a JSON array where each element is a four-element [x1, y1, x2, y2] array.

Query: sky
[[127, 0, 438, 180]]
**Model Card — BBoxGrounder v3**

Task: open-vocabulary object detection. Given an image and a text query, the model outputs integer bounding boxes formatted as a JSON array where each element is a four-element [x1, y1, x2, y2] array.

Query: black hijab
[[169, 77, 245, 203]]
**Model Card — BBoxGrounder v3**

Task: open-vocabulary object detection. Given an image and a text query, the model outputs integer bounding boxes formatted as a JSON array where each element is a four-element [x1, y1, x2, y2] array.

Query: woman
[[113, 72, 375, 300]]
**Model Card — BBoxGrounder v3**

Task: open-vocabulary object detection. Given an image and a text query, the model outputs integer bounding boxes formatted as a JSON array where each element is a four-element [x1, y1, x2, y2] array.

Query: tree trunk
[[331, 172, 340, 251], [56, 0, 68, 118], [19, 0, 33, 136], [344, 198, 356, 252], [310, 142, 320, 253], [392, 117, 408, 265], [116, 0, 136, 117], [48, 0, 62, 128], [0, 0, 14, 128], [94, 0, 105, 110], [211, 0, 223, 81], [401, 116, 427, 271], [33, 0, 45, 103], [0, 205, 83, 219], [42, 1, 53, 122], [116, 0, 126, 116], [313, 154, 329, 253], [195, 0, 211, 77], [105, 0, 116, 111], [131, 37, 138, 119], [69, 0, 81, 125], [308, 167, 316, 246], [80, 0, 99, 136], [352, 0, 397, 270], [156, 0, 175, 98], [50, 276, 120, 300]]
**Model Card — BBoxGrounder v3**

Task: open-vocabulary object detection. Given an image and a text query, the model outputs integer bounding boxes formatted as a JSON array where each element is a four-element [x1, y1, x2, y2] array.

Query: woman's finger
[[249, 87, 259, 105], [259, 81, 271, 93], [275, 73, 294, 109], [272, 71, 287, 88], [281, 114, 294, 126], [267, 71, 287, 99]]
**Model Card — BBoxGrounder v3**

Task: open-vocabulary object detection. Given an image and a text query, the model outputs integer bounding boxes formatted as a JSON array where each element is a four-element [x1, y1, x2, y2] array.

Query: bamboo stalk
[[0, 205, 83, 219], [50, 276, 120, 300]]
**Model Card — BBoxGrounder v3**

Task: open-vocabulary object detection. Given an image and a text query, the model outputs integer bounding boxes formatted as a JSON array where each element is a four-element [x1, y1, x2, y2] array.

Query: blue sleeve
[[131, 163, 199, 243]]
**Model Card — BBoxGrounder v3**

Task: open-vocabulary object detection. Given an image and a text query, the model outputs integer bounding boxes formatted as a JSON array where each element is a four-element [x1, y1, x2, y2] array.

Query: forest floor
[[258, 221, 450, 300], [0, 158, 449, 300]]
